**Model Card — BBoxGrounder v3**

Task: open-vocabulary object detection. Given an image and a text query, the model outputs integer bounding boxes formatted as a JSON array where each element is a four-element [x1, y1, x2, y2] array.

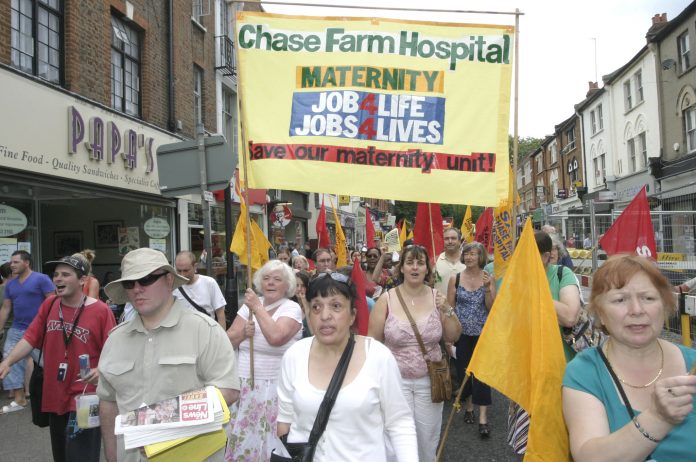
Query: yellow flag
[[461, 206, 474, 243], [493, 204, 513, 280], [229, 194, 272, 271], [328, 197, 347, 266], [406, 229, 413, 240], [468, 219, 569, 462], [399, 219, 408, 247]]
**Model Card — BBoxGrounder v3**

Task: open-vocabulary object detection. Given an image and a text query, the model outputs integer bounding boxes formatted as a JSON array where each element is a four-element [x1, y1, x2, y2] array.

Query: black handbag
[[270, 334, 355, 462], [29, 297, 58, 428]]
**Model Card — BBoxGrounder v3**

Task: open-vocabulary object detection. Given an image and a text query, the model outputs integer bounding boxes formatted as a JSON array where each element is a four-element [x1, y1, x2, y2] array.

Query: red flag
[[413, 203, 444, 263], [599, 186, 656, 259], [351, 257, 370, 335], [316, 197, 331, 249], [365, 206, 376, 247], [475, 207, 494, 254]]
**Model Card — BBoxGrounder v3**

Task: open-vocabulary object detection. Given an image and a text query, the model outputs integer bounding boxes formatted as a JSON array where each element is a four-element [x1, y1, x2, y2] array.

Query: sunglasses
[[313, 271, 350, 285], [122, 272, 168, 289]]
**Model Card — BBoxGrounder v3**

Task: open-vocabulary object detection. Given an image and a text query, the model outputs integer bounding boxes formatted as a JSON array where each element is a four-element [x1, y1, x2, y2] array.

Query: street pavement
[[2, 387, 517, 461]]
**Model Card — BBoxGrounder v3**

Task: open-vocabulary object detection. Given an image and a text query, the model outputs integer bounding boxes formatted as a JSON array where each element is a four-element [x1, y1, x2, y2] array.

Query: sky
[[261, 0, 692, 138]]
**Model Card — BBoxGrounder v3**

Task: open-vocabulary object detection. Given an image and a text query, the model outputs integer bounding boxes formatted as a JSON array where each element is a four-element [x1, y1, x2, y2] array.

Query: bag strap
[[177, 287, 213, 318], [597, 346, 635, 419], [395, 287, 429, 360], [455, 273, 460, 289], [307, 334, 356, 447], [37, 296, 60, 365], [557, 265, 564, 283]]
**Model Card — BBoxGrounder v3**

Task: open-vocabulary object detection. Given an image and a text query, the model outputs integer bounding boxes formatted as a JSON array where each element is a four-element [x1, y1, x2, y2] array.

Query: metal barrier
[[542, 184, 696, 341]]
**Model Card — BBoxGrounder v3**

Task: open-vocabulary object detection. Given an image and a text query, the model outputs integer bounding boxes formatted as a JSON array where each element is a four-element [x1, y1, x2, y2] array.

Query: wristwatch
[[443, 306, 455, 318]]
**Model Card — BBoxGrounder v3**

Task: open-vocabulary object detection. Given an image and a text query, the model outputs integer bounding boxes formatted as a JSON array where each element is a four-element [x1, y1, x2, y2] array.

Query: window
[[679, 31, 691, 72], [536, 154, 543, 173], [222, 87, 237, 154], [111, 15, 140, 116], [590, 110, 597, 135], [635, 71, 643, 103], [685, 106, 696, 152], [638, 132, 647, 168], [10, 0, 62, 83], [194, 66, 203, 128], [566, 127, 576, 151], [599, 153, 606, 180], [597, 104, 604, 130], [624, 81, 632, 111], [192, 0, 202, 23], [550, 169, 559, 198], [593, 158, 600, 186], [627, 138, 636, 173], [550, 144, 557, 164]]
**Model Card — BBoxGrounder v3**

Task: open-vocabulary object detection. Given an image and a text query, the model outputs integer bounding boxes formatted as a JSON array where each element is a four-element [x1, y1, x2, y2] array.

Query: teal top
[[563, 345, 696, 462]]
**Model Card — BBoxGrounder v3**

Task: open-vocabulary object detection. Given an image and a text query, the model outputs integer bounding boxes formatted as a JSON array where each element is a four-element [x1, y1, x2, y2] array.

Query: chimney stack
[[647, 13, 669, 41], [586, 81, 599, 98], [651, 13, 667, 25]]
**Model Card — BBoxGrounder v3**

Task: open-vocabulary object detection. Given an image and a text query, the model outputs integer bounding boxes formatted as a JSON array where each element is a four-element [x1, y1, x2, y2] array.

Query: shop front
[[0, 68, 181, 282]]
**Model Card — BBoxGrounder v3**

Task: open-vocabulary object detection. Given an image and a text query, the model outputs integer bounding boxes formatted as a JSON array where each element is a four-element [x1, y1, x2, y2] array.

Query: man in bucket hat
[[0, 255, 116, 462], [97, 248, 239, 462]]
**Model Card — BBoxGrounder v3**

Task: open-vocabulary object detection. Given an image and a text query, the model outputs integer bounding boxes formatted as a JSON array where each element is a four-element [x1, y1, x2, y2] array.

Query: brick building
[[0, 0, 256, 282]]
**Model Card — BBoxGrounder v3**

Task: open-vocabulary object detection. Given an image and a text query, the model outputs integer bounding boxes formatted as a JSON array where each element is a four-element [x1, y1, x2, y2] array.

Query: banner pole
[[435, 372, 469, 462], [230, 0, 522, 16], [234, 26, 255, 388], [511, 9, 520, 248]]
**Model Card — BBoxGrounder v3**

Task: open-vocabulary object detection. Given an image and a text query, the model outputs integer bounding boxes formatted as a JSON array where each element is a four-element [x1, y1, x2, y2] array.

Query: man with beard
[[0, 256, 116, 462], [0, 250, 54, 413]]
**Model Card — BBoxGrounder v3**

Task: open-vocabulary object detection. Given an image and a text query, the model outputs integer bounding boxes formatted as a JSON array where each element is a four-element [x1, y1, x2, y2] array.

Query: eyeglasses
[[313, 271, 350, 285], [122, 272, 168, 289]]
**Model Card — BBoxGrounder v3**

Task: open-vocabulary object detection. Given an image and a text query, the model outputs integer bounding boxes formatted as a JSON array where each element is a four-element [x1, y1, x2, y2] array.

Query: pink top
[[383, 288, 443, 379]]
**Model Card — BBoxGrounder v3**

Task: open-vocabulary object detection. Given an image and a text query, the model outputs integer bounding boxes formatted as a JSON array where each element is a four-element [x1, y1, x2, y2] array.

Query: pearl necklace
[[606, 339, 664, 389]]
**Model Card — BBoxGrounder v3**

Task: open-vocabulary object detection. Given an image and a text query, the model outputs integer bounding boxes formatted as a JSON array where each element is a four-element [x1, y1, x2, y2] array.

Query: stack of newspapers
[[114, 386, 228, 451]]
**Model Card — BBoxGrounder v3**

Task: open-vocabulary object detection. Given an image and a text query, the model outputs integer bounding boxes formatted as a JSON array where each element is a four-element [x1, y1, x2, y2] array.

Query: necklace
[[401, 286, 424, 307], [606, 340, 664, 389]]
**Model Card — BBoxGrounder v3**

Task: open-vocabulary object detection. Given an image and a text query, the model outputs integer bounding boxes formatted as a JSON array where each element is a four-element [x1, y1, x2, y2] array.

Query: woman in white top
[[277, 271, 418, 462], [226, 260, 303, 461]]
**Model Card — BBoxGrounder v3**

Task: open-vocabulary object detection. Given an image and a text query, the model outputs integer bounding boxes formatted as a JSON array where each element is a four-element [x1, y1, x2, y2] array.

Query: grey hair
[[253, 259, 297, 298], [550, 234, 568, 257], [460, 242, 488, 268]]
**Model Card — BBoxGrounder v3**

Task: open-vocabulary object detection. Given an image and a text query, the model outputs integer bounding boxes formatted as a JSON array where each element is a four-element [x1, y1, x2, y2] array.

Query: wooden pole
[[435, 373, 469, 462], [234, 29, 255, 388]]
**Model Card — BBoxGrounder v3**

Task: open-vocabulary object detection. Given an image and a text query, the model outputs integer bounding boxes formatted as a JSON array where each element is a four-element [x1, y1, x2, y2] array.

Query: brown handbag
[[394, 287, 452, 403]]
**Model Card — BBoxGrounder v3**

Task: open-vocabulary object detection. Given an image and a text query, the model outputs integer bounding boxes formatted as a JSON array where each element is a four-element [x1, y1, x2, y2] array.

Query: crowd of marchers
[[1, 225, 696, 462]]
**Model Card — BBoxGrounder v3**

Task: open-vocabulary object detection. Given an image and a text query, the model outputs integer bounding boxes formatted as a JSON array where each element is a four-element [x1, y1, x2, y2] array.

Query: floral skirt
[[225, 377, 282, 462]]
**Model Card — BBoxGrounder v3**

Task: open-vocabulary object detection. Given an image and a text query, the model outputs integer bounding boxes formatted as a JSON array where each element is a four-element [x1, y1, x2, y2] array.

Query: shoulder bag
[[29, 296, 59, 427], [177, 286, 213, 318], [270, 334, 356, 462], [395, 287, 452, 403], [557, 265, 605, 352]]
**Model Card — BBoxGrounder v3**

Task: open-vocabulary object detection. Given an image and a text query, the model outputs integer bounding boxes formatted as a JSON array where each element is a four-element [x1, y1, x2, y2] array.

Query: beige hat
[[105, 248, 188, 304]]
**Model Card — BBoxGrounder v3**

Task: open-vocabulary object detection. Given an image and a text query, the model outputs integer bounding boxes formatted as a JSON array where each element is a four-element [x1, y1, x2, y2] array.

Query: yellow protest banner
[[236, 12, 513, 206]]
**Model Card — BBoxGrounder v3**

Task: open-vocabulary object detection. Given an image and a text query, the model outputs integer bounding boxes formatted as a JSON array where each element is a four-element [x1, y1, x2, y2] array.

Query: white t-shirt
[[277, 337, 418, 462], [237, 298, 303, 380], [172, 275, 226, 317], [434, 252, 465, 295]]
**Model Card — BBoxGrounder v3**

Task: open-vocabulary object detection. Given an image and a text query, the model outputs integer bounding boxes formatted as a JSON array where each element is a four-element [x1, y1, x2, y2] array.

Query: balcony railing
[[215, 35, 236, 77]]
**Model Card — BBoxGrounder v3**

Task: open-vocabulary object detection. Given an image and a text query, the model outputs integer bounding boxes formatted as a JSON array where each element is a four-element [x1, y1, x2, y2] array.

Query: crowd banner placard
[[236, 12, 513, 206]]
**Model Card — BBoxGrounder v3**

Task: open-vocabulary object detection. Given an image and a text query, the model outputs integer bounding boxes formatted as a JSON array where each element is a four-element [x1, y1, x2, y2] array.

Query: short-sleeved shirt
[[98, 300, 239, 411], [547, 264, 579, 361], [172, 274, 226, 317], [434, 252, 465, 296], [24, 296, 116, 414], [97, 300, 239, 461], [237, 297, 303, 380], [564, 345, 696, 461], [5, 271, 55, 329]]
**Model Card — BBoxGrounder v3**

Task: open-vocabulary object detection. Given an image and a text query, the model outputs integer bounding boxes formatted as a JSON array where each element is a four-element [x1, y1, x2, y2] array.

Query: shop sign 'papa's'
[[68, 106, 155, 174]]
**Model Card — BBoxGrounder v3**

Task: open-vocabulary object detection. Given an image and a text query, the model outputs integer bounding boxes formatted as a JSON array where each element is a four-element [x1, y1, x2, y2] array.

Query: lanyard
[[58, 296, 86, 355]]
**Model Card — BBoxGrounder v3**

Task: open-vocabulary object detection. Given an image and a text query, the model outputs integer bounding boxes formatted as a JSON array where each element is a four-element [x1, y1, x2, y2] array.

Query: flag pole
[[428, 203, 436, 263], [438, 11, 523, 459], [436, 372, 470, 462], [235, 26, 255, 388]]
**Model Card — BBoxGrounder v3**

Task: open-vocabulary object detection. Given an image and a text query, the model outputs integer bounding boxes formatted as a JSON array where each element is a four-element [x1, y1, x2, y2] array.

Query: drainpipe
[[167, 0, 176, 132]]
